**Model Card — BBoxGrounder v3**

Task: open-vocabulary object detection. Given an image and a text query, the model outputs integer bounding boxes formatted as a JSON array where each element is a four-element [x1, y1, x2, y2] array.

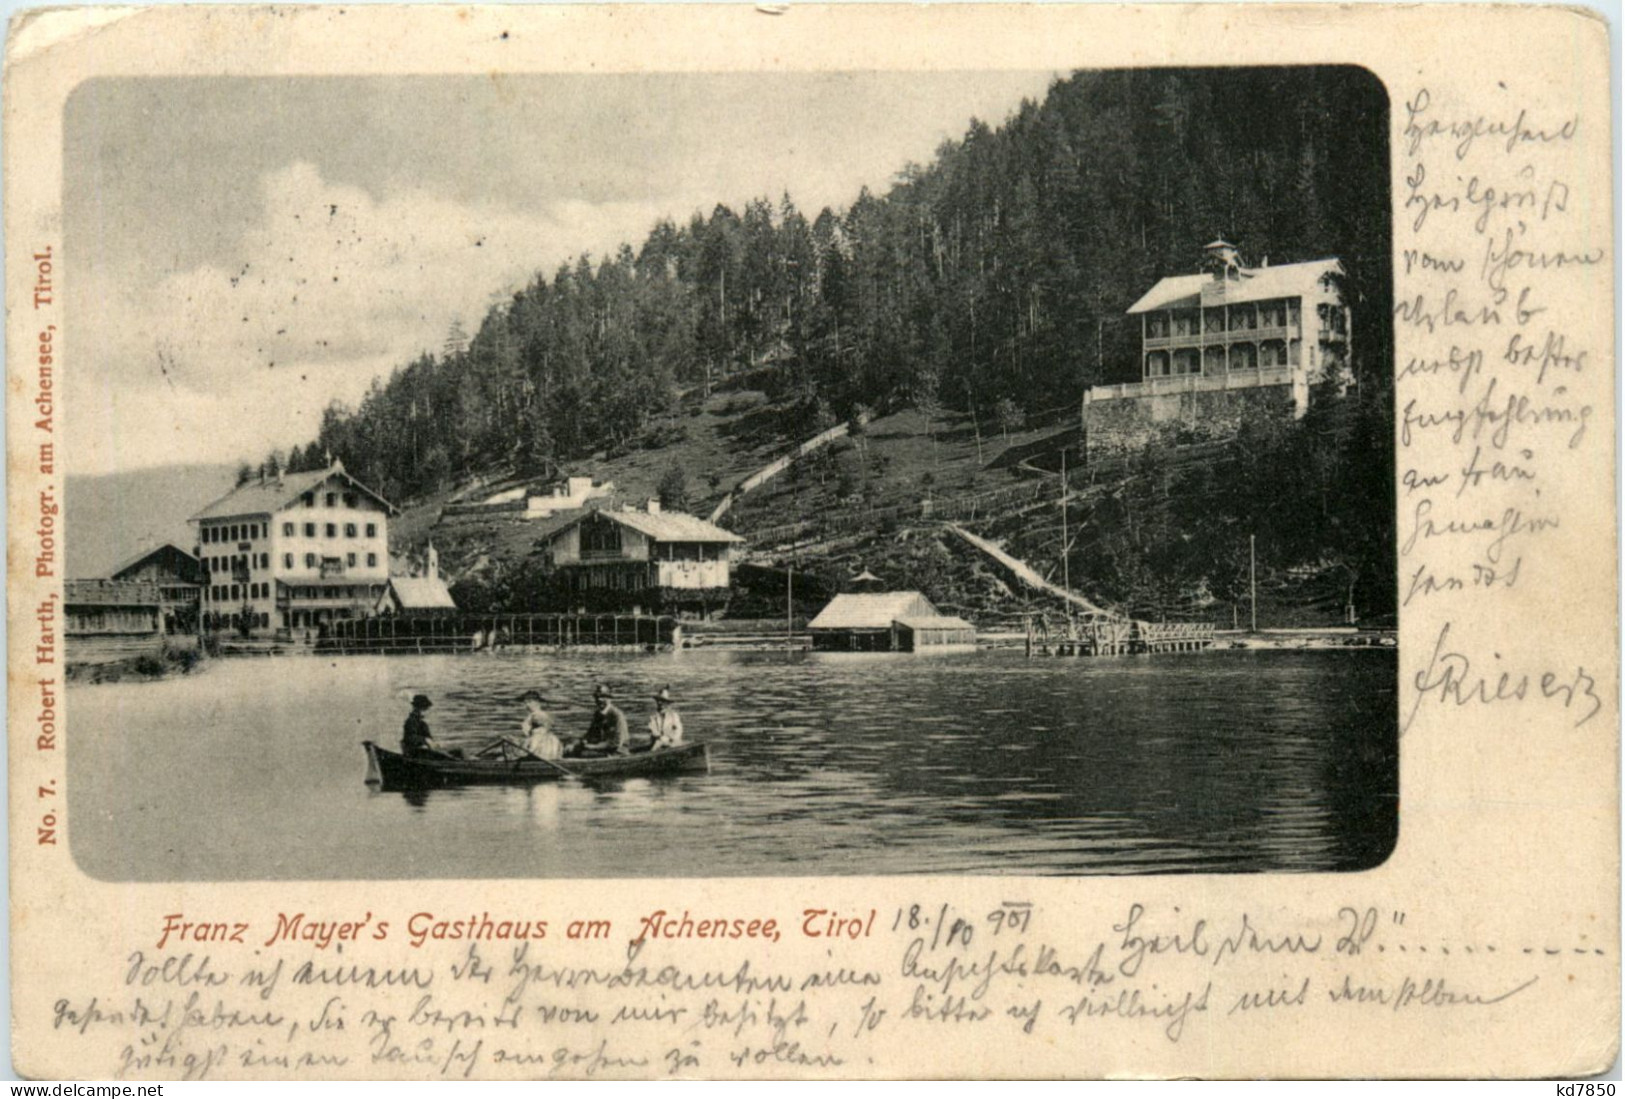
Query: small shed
[[375, 576, 459, 618], [807, 591, 974, 652]]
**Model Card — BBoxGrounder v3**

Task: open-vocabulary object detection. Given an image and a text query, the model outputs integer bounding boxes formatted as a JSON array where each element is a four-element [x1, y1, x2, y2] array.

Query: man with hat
[[401, 694, 455, 759], [646, 687, 684, 752], [571, 684, 629, 757]]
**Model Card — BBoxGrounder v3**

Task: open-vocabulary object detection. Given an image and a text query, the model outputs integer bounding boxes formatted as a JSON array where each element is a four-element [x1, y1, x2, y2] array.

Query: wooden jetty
[[1026, 617, 1214, 656]]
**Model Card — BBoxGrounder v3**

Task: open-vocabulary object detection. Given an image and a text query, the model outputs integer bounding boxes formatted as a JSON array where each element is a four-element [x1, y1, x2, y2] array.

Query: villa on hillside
[[1083, 239, 1352, 456]]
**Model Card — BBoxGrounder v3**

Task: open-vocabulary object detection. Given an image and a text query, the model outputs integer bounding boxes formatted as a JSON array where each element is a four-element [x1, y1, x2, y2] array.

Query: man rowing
[[401, 694, 462, 759], [568, 683, 629, 757]]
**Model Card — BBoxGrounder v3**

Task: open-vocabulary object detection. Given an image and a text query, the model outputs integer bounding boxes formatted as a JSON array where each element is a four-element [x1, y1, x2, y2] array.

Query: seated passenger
[[646, 686, 683, 752], [568, 684, 628, 757], [518, 689, 563, 760]]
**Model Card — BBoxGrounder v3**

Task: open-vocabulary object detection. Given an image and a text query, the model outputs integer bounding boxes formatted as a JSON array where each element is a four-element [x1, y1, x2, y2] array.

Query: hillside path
[[943, 522, 1121, 620], [709, 421, 850, 523]]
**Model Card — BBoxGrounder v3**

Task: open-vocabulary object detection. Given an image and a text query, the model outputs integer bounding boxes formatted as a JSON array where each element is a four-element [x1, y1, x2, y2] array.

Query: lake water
[[67, 648, 1396, 880]]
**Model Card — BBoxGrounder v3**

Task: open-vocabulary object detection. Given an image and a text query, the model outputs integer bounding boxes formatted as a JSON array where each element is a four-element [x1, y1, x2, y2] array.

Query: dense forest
[[269, 67, 1391, 509]]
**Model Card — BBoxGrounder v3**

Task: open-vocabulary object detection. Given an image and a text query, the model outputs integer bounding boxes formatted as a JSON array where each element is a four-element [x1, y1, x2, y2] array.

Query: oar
[[490, 735, 580, 779]]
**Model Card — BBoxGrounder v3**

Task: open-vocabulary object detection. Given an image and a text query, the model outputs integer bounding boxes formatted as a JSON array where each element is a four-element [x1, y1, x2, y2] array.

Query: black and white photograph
[[62, 65, 1396, 882]]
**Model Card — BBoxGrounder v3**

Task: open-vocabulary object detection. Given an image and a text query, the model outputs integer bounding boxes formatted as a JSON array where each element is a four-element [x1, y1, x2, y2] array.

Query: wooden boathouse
[[807, 592, 976, 653]]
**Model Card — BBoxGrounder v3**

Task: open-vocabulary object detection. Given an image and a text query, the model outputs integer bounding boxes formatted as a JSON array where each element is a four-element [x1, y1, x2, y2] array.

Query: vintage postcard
[[5, 3, 1615, 1080]]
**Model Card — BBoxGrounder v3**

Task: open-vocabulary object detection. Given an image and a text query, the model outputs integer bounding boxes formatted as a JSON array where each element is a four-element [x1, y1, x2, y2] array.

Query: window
[[302, 493, 314, 507], [305, 553, 316, 568], [325, 524, 337, 538], [347, 553, 357, 567], [260, 553, 269, 568], [229, 525, 238, 541], [230, 584, 239, 600], [283, 522, 294, 536], [367, 553, 378, 567], [345, 523, 357, 538], [344, 493, 357, 508], [581, 518, 623, 556], [366, 523, 377, 538], [284, 553, 294, 569], [326, 493, 336, 507], [304, 523, 316, 537]]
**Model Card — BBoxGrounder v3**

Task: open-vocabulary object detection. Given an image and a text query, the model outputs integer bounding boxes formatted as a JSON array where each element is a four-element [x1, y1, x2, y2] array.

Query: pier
[[944, 524, 1215, 657]]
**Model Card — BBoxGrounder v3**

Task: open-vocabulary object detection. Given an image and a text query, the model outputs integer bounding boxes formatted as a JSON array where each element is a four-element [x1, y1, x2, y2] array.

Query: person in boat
[[568, 684, 629, 757], [517, 689, 563, 760], [401, 694, 461, 759], [645, 686, 683, 752]]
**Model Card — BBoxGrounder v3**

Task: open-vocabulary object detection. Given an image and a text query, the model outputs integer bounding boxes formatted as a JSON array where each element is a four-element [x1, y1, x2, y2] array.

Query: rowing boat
[[362, 739, 710, 788]]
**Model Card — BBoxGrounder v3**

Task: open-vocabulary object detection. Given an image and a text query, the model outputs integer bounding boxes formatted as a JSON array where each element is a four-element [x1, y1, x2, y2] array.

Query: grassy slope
[[68, 395, 1355, 630]]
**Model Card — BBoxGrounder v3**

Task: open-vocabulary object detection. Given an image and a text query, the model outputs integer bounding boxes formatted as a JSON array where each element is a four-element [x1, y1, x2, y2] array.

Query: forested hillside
[[268, 67, 1391, 508]]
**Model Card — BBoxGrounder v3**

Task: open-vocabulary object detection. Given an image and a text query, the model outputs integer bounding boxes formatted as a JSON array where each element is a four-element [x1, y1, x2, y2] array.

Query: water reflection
[[67, 649, 1395, 880]]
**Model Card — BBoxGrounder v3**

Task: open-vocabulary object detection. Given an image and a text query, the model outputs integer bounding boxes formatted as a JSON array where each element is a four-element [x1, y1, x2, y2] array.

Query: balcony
[[1143, 324, 1295, 350]]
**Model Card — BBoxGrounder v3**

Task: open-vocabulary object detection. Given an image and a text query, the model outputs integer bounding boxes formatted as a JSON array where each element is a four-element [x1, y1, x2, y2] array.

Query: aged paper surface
[[5, 4, 1616, 1080]]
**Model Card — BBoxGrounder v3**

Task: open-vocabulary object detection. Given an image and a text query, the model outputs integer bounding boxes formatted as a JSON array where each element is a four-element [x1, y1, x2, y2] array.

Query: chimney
[[646, 498, 662, 514]]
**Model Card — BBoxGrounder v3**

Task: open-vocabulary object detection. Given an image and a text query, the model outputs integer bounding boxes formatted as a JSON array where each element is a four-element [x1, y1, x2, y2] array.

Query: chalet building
[[1083, 240, 1351, 456], [807, 591, 976, 653], [537, 501, 743, 617], [108, 542, 202, 634], [189, 459, 397, 636]]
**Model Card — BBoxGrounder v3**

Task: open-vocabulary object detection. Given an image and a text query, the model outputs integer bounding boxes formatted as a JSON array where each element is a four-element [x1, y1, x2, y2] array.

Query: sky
[[64, 72, 1059, 475]]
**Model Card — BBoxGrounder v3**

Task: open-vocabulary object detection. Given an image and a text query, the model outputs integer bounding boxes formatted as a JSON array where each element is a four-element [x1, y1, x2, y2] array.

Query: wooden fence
[[320, 613, 679, 653]]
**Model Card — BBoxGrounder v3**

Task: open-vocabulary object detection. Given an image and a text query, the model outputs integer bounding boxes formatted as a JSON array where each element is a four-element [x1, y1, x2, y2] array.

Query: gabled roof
[[808, 591, 936, 630], [383, 576, 458, 610], [189, 463, 398, 522], [108, 542, 199, 581], [1126, 258, 1342, 314], [546, 507, 744, 545]]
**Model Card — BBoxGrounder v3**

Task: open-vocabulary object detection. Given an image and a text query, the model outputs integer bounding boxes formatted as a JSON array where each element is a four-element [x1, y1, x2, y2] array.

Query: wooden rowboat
[[362, 739, 710, 788]]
